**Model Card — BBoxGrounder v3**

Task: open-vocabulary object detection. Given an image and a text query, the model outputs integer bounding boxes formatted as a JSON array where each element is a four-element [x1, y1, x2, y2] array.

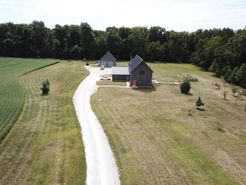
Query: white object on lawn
[[100, 65, 105, 70]]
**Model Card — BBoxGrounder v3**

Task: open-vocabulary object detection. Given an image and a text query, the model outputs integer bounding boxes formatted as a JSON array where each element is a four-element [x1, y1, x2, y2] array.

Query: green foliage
[[224, 67, 235, 84], [236, 63, 246, 88], [184, 74, 198, 82], [41, 79, 50, 95], [209, 61, 222, 77], [180, 79, 191, 94], [0, 21, 245, 88], [196, 96, 204, 107]]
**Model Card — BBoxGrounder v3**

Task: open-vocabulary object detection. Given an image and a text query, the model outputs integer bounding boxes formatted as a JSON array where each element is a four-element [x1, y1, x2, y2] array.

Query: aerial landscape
[[0, 0, 246, 185]]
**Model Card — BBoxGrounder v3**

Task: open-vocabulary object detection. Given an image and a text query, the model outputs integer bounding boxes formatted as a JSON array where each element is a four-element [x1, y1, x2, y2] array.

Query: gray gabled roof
[[112, 67, 130, 75], [100, 51, 116, 62], [128, 55, 143, 72], [128, 55, 153, 72]]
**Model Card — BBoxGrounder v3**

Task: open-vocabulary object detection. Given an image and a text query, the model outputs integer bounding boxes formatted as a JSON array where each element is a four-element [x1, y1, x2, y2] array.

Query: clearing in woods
[[0, 57, 57, 141], [91, 63, 246, 185], [0, 61, 87, 185]]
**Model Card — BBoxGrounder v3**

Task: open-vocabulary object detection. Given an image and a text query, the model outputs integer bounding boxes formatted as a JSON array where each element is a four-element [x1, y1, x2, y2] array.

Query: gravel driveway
[[73, 66, 120, 185]]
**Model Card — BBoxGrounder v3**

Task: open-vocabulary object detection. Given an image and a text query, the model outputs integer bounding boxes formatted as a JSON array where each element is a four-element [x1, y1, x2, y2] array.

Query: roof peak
[[129, 54, 144, 72], [131, 54, 143, 63], [100, 51, 116, 61]]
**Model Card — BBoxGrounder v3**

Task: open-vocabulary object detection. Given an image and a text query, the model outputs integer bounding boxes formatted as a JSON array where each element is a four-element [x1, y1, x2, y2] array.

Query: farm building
[[112, 67, 130, 81], [112, 55, 153, 87], [129, 55, 153, 87], [99, 51, 116, 67]]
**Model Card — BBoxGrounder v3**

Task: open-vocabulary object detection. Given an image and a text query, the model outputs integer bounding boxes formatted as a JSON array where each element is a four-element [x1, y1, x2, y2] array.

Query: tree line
[[0, 21, 245, 87]]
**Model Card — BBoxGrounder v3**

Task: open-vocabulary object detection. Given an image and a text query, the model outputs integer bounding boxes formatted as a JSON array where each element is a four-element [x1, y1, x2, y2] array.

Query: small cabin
[[99, 51, 116, 67]]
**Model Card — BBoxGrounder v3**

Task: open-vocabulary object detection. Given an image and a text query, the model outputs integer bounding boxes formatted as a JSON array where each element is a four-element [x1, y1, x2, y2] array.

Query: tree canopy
[[0, 21, 246, 87]]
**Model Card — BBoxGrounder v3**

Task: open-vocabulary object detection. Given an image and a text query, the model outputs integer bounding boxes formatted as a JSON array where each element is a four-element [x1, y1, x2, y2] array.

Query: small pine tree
[[196, 96, 204, 108], [41, 79, 50, 95], [223, 90, 228, 100], [180, 79, 191, 94]]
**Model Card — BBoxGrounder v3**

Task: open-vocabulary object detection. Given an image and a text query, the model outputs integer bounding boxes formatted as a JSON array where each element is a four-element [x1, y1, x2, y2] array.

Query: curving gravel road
[[73, 66, 120, 185]]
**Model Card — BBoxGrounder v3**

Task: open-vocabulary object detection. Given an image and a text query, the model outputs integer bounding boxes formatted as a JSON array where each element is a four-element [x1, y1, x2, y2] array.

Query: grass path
[[0, 61, 87, 185], [92, 63, 246, 185]]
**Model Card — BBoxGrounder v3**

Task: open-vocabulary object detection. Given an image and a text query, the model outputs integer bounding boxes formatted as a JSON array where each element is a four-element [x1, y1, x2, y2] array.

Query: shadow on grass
[[196, 107, 206, 111], [181, 92, 193, 96], [132, 85, 157, 93], [40, 93, 49, 96]]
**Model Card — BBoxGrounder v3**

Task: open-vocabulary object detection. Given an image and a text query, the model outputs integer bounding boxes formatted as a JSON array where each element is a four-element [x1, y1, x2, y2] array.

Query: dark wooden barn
[[128, 55, 153, 87], [111, 55, 153, 87]]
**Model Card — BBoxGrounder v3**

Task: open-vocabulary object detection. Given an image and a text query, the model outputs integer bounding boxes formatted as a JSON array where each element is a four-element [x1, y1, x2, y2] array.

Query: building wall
[[130, 63, 152, 86], [100, 60, 116, 67], [112, 75, 130, 82]]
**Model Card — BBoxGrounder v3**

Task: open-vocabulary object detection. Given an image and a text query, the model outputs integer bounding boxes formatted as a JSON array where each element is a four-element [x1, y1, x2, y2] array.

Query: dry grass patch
[[92, 63, 246, 185], [97, 80, 127, 86]]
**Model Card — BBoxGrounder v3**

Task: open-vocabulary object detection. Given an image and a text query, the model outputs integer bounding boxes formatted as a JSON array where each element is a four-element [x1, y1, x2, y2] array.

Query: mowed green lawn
[[0, 61, 87, 185], [0, 57, 57, 141], [92, 63, 246, 185]]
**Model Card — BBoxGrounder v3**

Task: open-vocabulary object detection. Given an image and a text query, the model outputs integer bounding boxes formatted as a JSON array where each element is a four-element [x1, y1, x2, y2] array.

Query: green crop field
[[0, 58, 57, 141], [92, 63, 246, 185], [0, 60, 87, 184]]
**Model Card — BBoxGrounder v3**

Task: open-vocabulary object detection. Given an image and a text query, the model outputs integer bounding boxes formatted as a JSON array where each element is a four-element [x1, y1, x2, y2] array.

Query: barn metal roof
[[128, 55, 143, 72], [111, 67, 130, 75], [100, 51, 116, 62]]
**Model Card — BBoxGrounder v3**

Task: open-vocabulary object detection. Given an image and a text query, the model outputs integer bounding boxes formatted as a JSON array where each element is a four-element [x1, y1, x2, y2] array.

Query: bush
[[180, 79, 191, 94], [224, 68, 234, 83], [41, 79, 50, 95], [185, 74, 198, 82], [236, 63, 246, 88]]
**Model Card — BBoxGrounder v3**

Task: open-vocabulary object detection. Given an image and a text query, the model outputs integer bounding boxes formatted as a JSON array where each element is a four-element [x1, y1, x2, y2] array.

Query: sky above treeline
[[0, 0, 246, 31]]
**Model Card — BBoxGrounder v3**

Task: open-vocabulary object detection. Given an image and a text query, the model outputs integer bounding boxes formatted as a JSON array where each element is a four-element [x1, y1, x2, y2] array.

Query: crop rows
[[0, 61, 87, 184], [0, 58, 57, 141]]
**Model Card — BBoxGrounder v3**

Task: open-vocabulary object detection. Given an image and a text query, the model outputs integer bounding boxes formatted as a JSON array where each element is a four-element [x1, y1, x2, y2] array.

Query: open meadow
[[0, 60, 87, 185], [92, 63, 246, 185], [0, 58, 57, 141]]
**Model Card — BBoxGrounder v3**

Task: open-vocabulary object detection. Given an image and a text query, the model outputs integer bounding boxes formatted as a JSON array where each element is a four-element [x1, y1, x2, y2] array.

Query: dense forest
[[0, 21, 245, 87]]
